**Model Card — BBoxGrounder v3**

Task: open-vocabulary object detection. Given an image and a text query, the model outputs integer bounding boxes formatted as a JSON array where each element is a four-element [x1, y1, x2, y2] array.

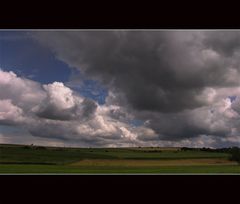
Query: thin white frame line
[[1, 29, 240, 31]]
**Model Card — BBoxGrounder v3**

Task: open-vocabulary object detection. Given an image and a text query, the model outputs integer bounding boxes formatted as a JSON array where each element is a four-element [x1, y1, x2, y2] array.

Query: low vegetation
[[0, 144, 239, 173]]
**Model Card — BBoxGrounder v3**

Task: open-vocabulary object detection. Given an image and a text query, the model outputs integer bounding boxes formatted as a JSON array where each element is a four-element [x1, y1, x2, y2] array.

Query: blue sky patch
[[0, 31, 71, 84], [228, 96, 237, 102], [67, 78, 108, 105], [0, 31, 108, 104], [129, 119, 144, 127]]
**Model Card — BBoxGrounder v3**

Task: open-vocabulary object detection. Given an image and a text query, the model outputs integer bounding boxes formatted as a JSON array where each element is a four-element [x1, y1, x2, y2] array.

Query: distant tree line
[[213, 147, 240, 164], [23, 144, 47, 150], [180, 146, 240, 164]]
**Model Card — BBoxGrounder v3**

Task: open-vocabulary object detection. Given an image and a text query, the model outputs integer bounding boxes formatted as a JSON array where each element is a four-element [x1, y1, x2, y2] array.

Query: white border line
[[1, 29, 240, 31]]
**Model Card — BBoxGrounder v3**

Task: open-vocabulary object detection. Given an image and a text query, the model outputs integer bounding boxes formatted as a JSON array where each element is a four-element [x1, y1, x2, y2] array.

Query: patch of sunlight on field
[[69, 158, 237, 167]]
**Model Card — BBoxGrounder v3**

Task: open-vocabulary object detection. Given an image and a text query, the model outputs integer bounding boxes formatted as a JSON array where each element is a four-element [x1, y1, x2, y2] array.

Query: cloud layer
[[1, 31, 240, 147], [0, 69, 157, 147], [33, 31, 240, 112]]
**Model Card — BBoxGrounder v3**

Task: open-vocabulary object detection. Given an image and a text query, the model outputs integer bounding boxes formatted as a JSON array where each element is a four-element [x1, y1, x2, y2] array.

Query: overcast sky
[[1, 30, 240, 148]]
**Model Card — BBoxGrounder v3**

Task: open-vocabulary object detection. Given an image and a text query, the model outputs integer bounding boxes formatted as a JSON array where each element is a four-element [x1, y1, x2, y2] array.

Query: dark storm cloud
[[34, 31, 240, 114], [202, 31, 240, 57], [141, 110, 230, 141], [80, 98, 98, 119]]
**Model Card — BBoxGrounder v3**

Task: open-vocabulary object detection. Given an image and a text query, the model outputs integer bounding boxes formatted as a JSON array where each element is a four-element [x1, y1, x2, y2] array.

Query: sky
[[0, 30, 240, 148]]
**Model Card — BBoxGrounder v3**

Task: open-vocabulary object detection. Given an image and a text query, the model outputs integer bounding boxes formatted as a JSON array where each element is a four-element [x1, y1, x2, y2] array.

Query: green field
[[0, 144, 239, 174]]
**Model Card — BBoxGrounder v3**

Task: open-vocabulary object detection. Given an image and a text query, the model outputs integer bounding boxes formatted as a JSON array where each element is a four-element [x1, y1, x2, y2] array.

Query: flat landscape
[[0, 144, 239, 174]]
